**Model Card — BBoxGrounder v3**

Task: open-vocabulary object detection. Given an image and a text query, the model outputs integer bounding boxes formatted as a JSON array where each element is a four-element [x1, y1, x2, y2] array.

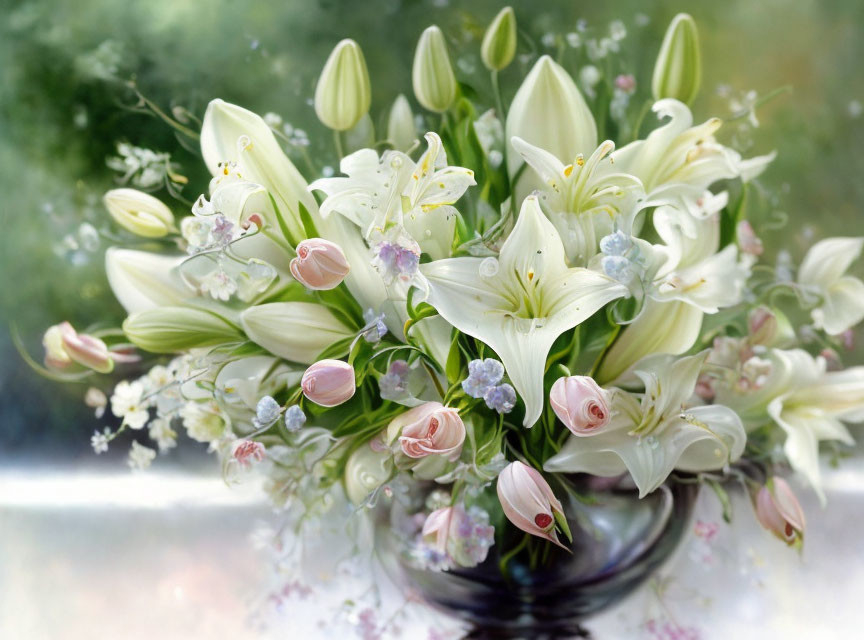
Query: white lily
[[200, 99, 317, 244], [240, 301, 355, 364], [716, 348, 863, 502], [421, 195, 629, 426], [511, 137, 645, 265], [595, 195, 750, 383], [506, 56, 596, 197], [105, 248, 192, 314], [546, 353, 746, 497], [309, 132, 475, 258], [797, 237, 864, 335], [608, 99, 775, 203]]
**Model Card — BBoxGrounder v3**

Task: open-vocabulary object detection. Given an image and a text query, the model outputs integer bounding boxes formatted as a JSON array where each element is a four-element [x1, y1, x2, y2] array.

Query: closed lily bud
[[481, 7, 517, 71], [314, 39, 372, 131], [123, 306, 244, 353], [505, 55, 596, 184], [755, 477, 805, 547], [290, 238, 350, 290], [58, 322, 114, 374], [301, 359, 356, 407], [497, 461, 569, 549], [105, 248, 190, 314], [43, 324, 73, 370], [387, 402, 466, 461], [104, 188, 175, 238], [240, 302, 354, 364], [651, 13, 702, 105], [387, 94, 417, 152], [412, 25, 458, 113], [550, 376, 612, 436]]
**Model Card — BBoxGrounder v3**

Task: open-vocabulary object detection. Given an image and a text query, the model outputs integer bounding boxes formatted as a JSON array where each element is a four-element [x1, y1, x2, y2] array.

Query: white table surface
[[2, 457, 863, 640]]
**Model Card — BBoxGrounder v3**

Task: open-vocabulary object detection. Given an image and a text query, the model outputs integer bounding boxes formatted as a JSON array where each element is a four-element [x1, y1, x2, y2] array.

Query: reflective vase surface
[[376, 476, 699, 639]]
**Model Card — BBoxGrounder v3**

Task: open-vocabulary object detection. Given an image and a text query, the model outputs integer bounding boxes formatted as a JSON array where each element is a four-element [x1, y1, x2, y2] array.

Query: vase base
[[465, 623, 589, 639]]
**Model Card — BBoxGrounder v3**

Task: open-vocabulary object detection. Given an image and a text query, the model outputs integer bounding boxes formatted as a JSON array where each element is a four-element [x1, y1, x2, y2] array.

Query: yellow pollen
[[527, 270, 535, 281], [563, 164, 574, 177], [576, 156, 585, 167], [439, 182, 445, 188]]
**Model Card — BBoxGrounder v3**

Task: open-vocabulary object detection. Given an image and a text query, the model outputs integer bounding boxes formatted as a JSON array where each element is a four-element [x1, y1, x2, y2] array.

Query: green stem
[[491, 69, 507, 119], [333, 129, 345, 160], [498, 532, 530, 576]]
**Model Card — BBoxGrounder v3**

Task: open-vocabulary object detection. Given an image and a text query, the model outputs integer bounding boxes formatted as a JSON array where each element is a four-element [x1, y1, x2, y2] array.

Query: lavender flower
[[483, 383, 516, 414], [253, 396, 281, 429], [283, 405, 306, 432], [362, 309, 388, 343], [462, 358, 505, 398]]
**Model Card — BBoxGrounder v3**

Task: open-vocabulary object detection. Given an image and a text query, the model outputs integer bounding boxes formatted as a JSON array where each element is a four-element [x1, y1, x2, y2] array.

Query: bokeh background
[[1, 0, 863, 458]]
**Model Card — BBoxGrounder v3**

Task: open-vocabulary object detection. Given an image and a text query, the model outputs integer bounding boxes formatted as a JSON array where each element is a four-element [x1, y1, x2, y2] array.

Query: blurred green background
[[1, 0, 862, 456]]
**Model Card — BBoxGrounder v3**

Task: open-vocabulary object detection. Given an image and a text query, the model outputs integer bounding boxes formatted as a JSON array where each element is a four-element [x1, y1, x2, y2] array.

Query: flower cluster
[[32, 9, 864, 580]]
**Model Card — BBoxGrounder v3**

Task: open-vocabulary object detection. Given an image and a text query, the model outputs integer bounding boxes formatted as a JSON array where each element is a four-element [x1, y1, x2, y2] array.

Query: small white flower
[[91, 428, 111, 454], [110, 380, 149, 429], [148, 417, 177, 452], [179, 401, 226, 443], [127, 441, 157, 471], [200, 269, 238, 301], [84, 387, 107, 419]]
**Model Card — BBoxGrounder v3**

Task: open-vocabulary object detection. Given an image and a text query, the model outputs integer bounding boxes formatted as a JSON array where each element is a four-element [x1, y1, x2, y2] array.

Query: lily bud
[[651, 13, 702, 105], [387, 402, 466, 461], [103, 188, 175, 238], [387, 94, 417, 152], [754, 477, 805, 547], [290, 238, 350, 290], [344, 440, 393, 504], [505, 55, 596, 184], [497, 461, 569, 549], [550, 376, 612, 436], [240, 302, 354, 364], [314, 39, 372, 131], [123, 307, 243, 353], [412, 25, 458, 113], [105, 248, 190, 314], [481, 7, 517, 71], [43, 324, 73, 370], [301, 359, 356, 407]]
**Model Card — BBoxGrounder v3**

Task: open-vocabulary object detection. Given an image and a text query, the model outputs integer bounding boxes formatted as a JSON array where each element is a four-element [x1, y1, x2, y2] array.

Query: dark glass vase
[[376, 476, 698, 639]]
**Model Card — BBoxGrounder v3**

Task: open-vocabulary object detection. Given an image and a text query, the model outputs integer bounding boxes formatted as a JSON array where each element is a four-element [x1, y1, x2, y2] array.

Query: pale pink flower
[[232, 439, 266, 467], [301, 359, 356, 406], [391, 402, 466, 460], [290, 238, 350, 290], [754, 477, 806, 546], [549, 375, 612, 436], [496, 461, 568, 548]]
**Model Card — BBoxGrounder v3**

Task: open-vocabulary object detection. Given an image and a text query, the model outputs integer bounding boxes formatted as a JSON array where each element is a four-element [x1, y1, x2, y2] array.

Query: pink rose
[[301, 359, 356, 407], [290, 238, 350, 290], [390, 402, 465, 460], [497, 461, 568, 549]]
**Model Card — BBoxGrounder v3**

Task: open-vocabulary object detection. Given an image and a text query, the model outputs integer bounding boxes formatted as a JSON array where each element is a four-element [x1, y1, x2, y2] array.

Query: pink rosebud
[[301, 359, 356, 407], [754, 477, 806, 547], [497, 461, 568, 549], [614, 73, 636, 93], [290, 238, 350, 290], [736, 220, 763, 256], [44, 322, 114, 373], [549, 376, 612, 436], [391, 402, 466, 460], [232, 439, 266, 467], [58, 322, 114, 374]]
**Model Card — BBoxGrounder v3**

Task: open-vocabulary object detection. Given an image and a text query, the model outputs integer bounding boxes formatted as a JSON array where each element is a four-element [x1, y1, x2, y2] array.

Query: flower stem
[[333, 129, 345, 160]]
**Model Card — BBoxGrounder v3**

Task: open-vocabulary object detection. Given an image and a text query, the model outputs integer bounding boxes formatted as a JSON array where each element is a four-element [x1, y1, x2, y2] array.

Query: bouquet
[[28, 7, 864, 585]]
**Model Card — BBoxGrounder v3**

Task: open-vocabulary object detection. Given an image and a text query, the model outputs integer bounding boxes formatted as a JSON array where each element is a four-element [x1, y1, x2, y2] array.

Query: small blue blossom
[[253, 396, 281, 429], [362, 308, 388, 344], [483, 383, 516, 414], [462, 358, 505, 398], [599, 230, 632, 256], [601, 255, 637, 283], [283, 405, 306, 432], [379, 360, 411, 401]]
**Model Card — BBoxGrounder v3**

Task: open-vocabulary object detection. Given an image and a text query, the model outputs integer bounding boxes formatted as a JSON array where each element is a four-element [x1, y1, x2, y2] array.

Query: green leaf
[[445, 331, 463, 383], [297, 201, 319, 239], [705, 478, 733, 524]]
